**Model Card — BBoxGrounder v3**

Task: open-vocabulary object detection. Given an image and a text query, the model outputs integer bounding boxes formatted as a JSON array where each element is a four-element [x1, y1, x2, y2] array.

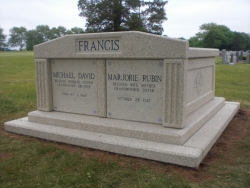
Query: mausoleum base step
[[28, 97, 225, 145], [4, 102, 239, 168]]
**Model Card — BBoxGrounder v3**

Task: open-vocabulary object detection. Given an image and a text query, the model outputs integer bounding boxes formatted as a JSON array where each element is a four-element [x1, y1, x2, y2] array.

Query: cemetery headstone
[[4, 31, 239, 168], [225, 52, 230, 64], [230, 53, 234, 63], [229, 53, 236, 66], [233, 55, 236, 64], [236, 51, 239, 62], [246, 53, 250, 62], [240, 51, 243, 61], [222, 49, 227, 64]]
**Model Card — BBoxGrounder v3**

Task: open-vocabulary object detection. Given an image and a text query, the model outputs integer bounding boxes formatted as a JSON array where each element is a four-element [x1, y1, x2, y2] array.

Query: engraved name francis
[[78, 39, 120, 52]]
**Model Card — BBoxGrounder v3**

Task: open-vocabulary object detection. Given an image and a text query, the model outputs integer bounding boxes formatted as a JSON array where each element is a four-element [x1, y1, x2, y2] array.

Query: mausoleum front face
[[5, 31, 239, 168], [34, 31, 218, 128]]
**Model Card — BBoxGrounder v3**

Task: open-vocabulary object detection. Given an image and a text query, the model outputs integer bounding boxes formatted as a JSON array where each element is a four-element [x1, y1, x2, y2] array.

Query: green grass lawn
[[0, 51, 34, 57], [0, 52, 249, 187], [0, 51, 36, 121], [215, 57, 250, 108]]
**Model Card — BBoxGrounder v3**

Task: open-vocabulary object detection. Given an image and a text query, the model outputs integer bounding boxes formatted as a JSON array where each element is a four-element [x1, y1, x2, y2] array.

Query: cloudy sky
[[0, 0, 249, 39]]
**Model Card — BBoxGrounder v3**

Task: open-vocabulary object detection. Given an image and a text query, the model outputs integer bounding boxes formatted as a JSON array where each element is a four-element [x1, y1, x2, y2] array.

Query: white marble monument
[[5, 31, 239, 168]]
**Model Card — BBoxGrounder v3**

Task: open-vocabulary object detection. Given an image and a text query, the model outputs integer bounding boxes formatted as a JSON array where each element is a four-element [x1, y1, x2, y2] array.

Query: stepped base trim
[[4, 102, 239, 168], [28, 97, 225, 145]]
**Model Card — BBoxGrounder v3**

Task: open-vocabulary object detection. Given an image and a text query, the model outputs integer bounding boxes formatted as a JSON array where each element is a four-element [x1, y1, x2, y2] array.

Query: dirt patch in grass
[[1, 108, 249, 184], [205, 108, 248, 161], [0, 152, 11, 162]]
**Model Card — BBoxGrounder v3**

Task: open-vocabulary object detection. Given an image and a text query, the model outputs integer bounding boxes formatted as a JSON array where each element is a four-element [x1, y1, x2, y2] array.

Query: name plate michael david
[[106, 59, 163, 124], [51, 59, 99, 116]]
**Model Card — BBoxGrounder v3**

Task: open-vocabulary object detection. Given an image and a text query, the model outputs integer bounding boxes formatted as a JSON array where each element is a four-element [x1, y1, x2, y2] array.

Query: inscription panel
[[51, 59, 98, 115], [187, 66, 213, 103], [107, 59, 163, 124]]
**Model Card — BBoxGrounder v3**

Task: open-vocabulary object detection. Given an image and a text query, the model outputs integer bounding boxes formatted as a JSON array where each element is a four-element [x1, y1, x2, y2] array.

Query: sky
[[0, 0, 250, 40]]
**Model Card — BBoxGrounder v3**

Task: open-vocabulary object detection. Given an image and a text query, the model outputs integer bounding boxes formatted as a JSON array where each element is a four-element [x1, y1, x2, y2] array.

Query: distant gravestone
[[230, 53, 234, 63], [222, 49, 227, 64], [230, 53, 236, 65], [4, 31, 239, 168], [246, 53, 250, 62], [233, 55, 237, 64], [225, 52, 230, 64], [239, 51, 243, 61], [236, 51, 239, 62]]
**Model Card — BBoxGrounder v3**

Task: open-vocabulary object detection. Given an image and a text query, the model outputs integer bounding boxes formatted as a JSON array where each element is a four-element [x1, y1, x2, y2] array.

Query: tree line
[[1, 0, 249, 52], [0, 0, 169, 51], [1, 22, 249, 52], [0, 25, 85, 51], [2, 0, 247, 51], [189, 23, 250, 51]]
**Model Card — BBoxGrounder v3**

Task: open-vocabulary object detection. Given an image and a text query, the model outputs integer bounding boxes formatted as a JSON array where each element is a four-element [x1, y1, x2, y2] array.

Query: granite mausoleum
[[4, 31, 239, 168]]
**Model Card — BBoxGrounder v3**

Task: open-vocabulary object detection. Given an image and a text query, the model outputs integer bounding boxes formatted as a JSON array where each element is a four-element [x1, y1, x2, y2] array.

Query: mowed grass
[[215, 56, 250, 108], [0, 52, 249, 187], [0, 51, 36, 121], [1, 136, 187, 188], [0, 51, 34, 57]]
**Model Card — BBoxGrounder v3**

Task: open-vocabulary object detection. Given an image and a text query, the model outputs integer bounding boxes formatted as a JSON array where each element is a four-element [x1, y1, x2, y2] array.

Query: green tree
[[25, 26, 86, 50], [36, 25, 52, 42], [66, 27, 85, 34], [232, 32, 245, 51], [189, 36, 203, 48], [0, 27, 7, 49], [203, 30, 222, 49], [8, 26, 27, 50], [26, 29, 39, 51], [189, 23, 234, 50], [78, 0, 168, 35], [25, 25, 50, 51], [241, 32, 250, 50], [177, 37, 186, 40], [50, 26, 67, 39]]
